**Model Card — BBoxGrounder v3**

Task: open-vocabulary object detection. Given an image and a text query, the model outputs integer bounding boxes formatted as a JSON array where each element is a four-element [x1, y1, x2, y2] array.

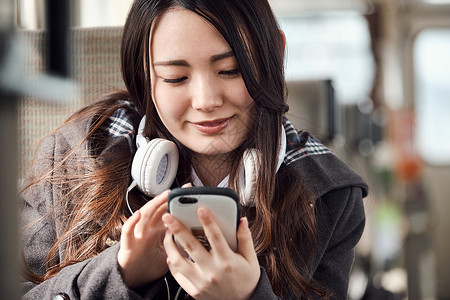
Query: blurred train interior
[[1, 0, 449, 299]]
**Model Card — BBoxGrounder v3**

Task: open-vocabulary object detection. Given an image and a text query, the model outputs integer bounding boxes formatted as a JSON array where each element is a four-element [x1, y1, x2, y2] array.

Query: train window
[[421, 0, 450, 4], [78, 0, 132, 27], [414, 29, 450, 165], [278, 11, 375, 104], [16, 0, 134, 29]]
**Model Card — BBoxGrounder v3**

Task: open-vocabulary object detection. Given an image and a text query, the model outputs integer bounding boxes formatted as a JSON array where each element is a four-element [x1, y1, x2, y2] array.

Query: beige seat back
[[18, 27, 125, 174]]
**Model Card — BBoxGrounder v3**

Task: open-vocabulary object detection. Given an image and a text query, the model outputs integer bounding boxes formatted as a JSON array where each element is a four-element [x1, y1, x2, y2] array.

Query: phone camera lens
[[179, 197, 198, 204]]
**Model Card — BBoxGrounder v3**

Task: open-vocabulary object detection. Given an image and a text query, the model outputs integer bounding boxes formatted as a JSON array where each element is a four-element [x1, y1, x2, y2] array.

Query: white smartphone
[[168, 187, 240, 252]]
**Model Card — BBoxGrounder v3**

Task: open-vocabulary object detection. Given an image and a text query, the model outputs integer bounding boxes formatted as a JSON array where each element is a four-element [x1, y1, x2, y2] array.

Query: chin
[[186, 140, 238, 156]]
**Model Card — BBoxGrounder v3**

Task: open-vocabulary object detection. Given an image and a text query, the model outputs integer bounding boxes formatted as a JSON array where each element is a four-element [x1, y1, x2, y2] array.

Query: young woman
[[21, 0, 367, 299]]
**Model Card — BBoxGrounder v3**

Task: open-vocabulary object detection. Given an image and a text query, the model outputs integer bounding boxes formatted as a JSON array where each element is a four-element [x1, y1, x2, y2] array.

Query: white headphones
[[128, 116, 286, 208], [130, 116, 179, 197]]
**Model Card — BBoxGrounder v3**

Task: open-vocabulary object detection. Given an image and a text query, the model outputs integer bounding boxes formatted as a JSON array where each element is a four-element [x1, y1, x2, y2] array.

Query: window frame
[[402, 1, 450, 165]]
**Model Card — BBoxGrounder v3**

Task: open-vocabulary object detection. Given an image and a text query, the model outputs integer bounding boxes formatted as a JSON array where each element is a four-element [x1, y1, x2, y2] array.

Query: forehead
[[150, 7, 231, 60]]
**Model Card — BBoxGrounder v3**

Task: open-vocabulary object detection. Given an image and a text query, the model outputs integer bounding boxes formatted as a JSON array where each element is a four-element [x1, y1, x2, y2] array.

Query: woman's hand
[[163, 207, 261, 300], [118, 190, 170, 289]]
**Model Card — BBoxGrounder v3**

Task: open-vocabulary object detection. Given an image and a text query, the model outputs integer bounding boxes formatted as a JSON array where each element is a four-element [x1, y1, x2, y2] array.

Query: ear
[[279, 30, 286, 53]]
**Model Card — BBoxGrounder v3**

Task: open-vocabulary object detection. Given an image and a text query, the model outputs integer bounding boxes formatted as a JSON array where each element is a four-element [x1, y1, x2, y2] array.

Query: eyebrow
[[211, 51, 235, 62], [153, 51, 235, 67]]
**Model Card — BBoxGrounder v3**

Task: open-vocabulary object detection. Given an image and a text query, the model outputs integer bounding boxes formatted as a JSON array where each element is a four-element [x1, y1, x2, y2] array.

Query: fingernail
[[162, 213, 174, 225], [197, 207, 207, 219], [130, 210, 140, 219], [241, 217, 249, 229]]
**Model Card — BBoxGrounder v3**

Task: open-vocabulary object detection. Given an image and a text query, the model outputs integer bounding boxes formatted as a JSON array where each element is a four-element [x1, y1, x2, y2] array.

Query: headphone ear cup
[[238, 125, 285, 206], [277, 125, 286, 171], [131, 138, 179, 196], [239, 149, 260, 206]]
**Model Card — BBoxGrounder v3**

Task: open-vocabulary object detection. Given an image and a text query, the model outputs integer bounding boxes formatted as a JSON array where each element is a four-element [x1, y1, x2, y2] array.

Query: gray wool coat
[[20, 102, 368, 299]]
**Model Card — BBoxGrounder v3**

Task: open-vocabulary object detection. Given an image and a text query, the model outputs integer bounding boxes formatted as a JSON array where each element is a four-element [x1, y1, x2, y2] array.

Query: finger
[[197, 207, 230, 257], [181, 182, 192, 188], [163, 227, 183, 259], [152, 202, 169, 226], [162, 234, 198, 297], [121, 210, 141, 248], [162, 213, 209, 264], [163, 227, 194, 274], [170, 272, 197, 298], [237, 217, 258, 264], [134, 190, 170, 237], [154, 203, 169, 240], [138, 190, 170, 222]]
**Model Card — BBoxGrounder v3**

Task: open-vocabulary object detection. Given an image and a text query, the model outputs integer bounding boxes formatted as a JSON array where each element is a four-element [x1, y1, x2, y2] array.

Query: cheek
[[153, 85, 186, 122], [229, 82, 254, 112]]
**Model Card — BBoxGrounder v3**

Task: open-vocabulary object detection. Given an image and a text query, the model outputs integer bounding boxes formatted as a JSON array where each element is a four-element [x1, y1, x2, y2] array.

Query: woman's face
[[149, 7, 254, 156]]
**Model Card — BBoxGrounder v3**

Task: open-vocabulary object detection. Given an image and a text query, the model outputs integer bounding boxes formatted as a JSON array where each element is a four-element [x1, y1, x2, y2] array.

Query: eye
[[219, 68, 240, 77], [163, 76, 188, 85]]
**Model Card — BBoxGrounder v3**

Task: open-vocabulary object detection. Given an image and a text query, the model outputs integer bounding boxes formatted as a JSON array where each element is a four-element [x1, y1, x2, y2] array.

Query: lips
[[192, 117, 233, 134]]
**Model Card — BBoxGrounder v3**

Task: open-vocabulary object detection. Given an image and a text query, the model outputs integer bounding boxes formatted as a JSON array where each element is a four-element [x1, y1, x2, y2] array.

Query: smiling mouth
[[192, 117, 233, 134]]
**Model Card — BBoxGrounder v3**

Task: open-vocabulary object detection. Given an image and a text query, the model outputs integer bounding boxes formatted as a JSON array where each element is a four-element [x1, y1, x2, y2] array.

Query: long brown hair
[[23, 0, 328, 298], [21, 92, 136, 282]]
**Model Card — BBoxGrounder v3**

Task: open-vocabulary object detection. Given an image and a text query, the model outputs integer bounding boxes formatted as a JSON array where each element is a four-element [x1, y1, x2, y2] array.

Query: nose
[[190, 75, 223, 112]]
